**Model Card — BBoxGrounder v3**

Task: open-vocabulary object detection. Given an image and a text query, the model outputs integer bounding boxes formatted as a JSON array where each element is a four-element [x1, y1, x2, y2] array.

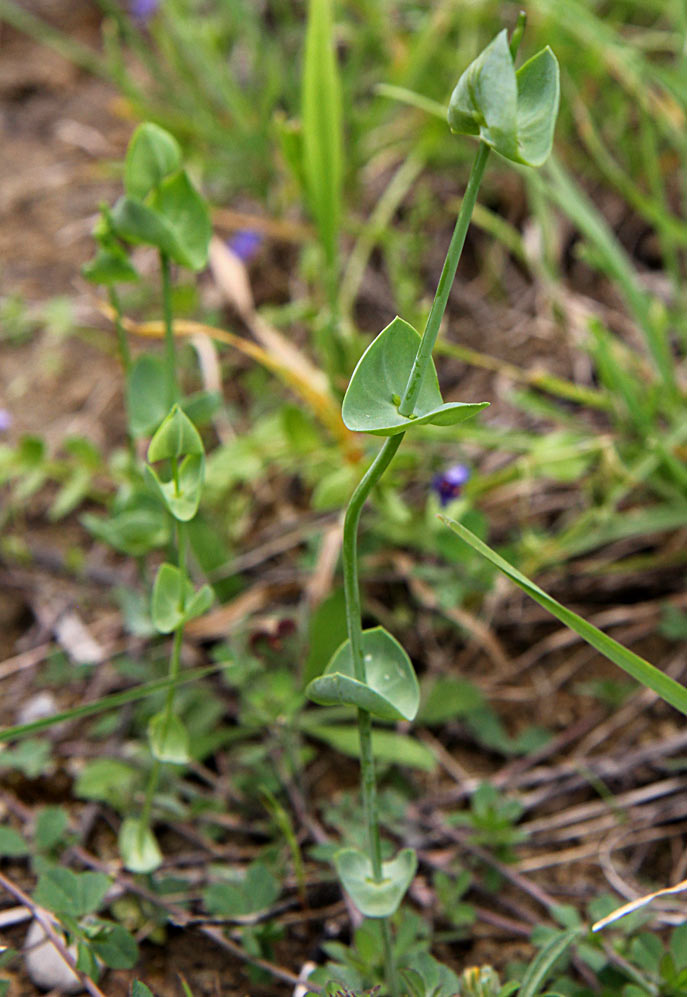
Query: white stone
[[24, 918, 83, 994]]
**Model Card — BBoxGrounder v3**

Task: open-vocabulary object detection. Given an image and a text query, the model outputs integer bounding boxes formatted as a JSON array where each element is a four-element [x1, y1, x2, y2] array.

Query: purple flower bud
[[432, 463, 470, 507], [0, 409, 12, 433], [227, 230, 263, 263], [129, 0, 159, 22]]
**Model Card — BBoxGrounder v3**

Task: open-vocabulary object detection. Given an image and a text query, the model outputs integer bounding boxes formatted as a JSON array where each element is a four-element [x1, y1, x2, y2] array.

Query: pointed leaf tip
[[342, 317, 488, 436]]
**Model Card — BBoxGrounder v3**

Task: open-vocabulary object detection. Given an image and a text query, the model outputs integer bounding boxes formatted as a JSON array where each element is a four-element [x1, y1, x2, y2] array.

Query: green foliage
[[151, 562, 213, 634], [302, 0, 342, 270], [442, 517, 687, 717], [306, 626, 420, 722], [118, 818, 163, 874], [335, 847, 417, 918], [203, 861, 280, 918], [110, 123, 210, 271], [448, 29, 559, 166], [342, 317, 489, 436]]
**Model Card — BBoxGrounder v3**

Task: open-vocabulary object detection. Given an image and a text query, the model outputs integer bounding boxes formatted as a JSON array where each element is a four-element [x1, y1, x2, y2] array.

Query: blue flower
[[227, 230, 263, 263], [432, 463, 470, 507], [0, 410, 12, 433], [129, 0, 159, 22]]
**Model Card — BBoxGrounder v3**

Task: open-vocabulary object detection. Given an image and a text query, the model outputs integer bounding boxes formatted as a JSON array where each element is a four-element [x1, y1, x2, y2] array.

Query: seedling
[[306, 15, 559, 995], [84, 123, 214, 872]]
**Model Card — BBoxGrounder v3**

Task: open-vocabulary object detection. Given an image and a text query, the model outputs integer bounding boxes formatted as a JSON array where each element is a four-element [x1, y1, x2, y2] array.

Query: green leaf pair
[[151, 562, 213, 634], [148, 710, 190, 764], [82, 206, 140, 287], [335, 846, 417, 918], [342, 317, 488, 436], [306, 626, 420, 722], [110, 122, 211, 271], [448, 29, 559, 167], [145, 405, 205, 521]]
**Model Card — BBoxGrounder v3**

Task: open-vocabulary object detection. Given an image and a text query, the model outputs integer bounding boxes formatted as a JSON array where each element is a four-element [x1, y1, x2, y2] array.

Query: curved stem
[[398, 141, 490, 417], [343, 434, 404, 685]]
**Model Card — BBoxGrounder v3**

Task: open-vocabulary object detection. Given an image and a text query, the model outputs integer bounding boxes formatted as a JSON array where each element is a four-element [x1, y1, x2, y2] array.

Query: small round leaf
[[335, 847, 417, 918], [124, 122, 181, 200], [306, 626, 419, 722], [118, 818, 162, 874], [148, 711, 190, 764], [342, 317, 488, 436], [148, 404, 204, 462]]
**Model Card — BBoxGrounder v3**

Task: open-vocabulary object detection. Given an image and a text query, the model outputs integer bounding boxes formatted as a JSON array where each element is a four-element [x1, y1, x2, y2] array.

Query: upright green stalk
[[327, 18, 558, 994], [160, 251, 178, 407], [398, 142, 490, 416], [340, 139, 491, 994]]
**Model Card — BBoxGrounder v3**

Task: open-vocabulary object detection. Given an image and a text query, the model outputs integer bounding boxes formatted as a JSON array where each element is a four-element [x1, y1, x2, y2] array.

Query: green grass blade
[[302, 0, 342, 270], [441, 517, 687, 716], [518, 929, 582, 997], [540, 156, 674, 392], [0, 665, 220, 742]]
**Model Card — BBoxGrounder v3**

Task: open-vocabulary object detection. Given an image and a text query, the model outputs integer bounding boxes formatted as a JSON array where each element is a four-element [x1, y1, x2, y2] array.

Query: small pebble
[[24, 918, 82, 994]]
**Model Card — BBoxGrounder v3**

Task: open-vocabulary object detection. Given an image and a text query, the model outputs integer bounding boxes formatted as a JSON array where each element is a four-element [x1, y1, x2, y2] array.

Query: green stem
[[107, 285, 136, 464], [342, 434, 402, 996], [343, 435, 404, 686], [164, 522, 187, 719], [160, 251, 178, 407], [382, 919, 399, 997], [142, 523, 186, 837], [108, 286, 131, 376], [398, 140, 490, 417]]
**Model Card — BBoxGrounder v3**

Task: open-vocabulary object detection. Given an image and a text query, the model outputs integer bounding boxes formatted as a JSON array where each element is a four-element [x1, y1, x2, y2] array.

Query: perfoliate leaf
[[448, 30, 518, 159], [335, 847, 417, 917], [150, 170, 211, 272], [183, 584, 214, 624], [148, 711, 190, 764], [82, 244, 139, 286], [306, 626, 419, 721], [515, 47, 560, 167], [145, 455, 205, 522], [124, 122, 181, 200], [148, 405, 204, 462], [151, 562, 192, 634], [448, 30, 559, 167], [118, 818, 162, 874], [111, 168, 211, 272], [342, 317, 488, 435]]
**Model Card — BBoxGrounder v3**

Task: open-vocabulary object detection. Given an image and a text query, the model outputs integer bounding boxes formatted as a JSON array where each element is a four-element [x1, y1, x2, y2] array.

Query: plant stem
[[343, 435, 404, 685], [108, 286, 131, 376], [342, 433, 403, 995], [341, 108, 494, 997], [164, 522, 186, 720], [398, 140, 490, 417], [160, 251, 178, 407], [108, 285, 137, 463]]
